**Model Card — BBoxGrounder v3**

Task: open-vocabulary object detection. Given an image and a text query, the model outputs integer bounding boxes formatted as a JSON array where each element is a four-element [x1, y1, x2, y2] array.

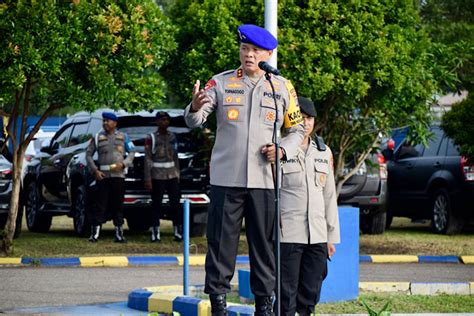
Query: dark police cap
[[156, 111, 170, 120], [298, 97, 317, 118], [238, 24, 278, 51], [102, 112, 118, 121]]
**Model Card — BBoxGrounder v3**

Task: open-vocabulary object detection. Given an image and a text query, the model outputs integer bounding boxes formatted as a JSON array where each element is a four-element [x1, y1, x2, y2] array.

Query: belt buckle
[[109, 163, 118, 172]]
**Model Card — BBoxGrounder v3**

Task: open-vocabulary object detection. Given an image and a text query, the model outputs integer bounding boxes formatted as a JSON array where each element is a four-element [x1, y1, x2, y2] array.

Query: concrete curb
[[0, 254, 471, 267], [128, 282, 474, 315]]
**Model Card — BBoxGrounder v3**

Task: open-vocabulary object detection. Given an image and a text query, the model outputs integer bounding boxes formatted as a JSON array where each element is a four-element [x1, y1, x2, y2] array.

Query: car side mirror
[[40, 140, 56, 155], [382, 139, 395, 161]]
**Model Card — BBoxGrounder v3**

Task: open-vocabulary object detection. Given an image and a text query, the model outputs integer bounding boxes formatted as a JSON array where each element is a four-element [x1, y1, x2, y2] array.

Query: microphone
[[258, 61, 281, 76]]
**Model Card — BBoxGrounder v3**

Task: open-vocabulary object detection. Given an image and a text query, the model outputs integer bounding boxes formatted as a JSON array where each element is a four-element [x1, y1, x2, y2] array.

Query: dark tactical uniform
[[86, 129, 135, 242], [144, 129, 182, 242], [184, 67, 304, 308]]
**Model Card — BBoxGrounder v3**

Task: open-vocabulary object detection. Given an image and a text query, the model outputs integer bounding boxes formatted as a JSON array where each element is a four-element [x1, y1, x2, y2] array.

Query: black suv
[[23, 109, 210, 236], [385, 125, 474, 234], [338, 152, 388, 234]]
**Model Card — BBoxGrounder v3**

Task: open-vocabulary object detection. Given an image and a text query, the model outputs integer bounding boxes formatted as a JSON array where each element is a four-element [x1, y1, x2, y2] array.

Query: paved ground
[[1, 263, 473, 311]]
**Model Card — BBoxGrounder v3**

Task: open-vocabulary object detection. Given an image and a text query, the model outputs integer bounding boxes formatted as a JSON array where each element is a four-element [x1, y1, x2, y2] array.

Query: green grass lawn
[[316, 293, 474, 313], [201, 292, 474, 313], [1, 216, 473, 257], [360, 218, 474, 256]]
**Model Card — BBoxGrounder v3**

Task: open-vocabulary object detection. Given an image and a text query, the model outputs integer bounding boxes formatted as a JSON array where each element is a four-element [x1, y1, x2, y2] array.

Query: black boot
[[173, 225, 183, 241], [255, 296, 273, 316], [114, 225, 127, 243], [210, 294, 227, 316], [88, 225, 100, 242], [151, 226, 161, 242]]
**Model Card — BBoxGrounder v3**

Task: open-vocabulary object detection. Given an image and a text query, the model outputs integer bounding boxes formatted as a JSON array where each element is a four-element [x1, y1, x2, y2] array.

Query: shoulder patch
[[283, 80, 303, 128], [205, 79, 217, 91]]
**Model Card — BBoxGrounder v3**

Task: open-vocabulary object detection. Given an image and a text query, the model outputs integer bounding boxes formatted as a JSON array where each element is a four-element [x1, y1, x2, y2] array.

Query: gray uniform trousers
[[204, 185, 275, 297]]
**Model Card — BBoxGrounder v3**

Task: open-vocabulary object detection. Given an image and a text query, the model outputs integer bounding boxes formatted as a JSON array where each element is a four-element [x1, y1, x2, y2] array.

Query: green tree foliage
[[0, 0, 175, 255], [165, 0, 439, 193], [162, 0, 263, 105], [442, 95, 474, 161], [422, 0, 473, 164], [420, 0, 473, 91], [278, 0, 437, 191]]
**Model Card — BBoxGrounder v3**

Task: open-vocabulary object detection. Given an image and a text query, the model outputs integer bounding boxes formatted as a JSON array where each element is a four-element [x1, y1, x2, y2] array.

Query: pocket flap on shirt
[[314, 161, 329, 174], [282, 160, 302, 174]]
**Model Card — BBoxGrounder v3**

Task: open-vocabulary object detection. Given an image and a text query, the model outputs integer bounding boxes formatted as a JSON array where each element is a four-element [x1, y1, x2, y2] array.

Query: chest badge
[[265, 111, 276, 122], [225, 96, 233, 103], [319, 174, 326, 186], [227, 108, 239, 120]]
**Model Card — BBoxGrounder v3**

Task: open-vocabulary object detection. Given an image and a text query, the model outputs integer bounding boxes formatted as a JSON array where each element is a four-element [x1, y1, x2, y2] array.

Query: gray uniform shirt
[[144, 130, 180, 181], [86, 130, 135, 178], [280, 139, 340, 244], [184, 68, 305, 189]]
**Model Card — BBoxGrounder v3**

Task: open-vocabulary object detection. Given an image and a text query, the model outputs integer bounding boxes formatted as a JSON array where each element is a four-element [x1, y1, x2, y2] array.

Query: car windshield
[[119, 125, 197, 152]]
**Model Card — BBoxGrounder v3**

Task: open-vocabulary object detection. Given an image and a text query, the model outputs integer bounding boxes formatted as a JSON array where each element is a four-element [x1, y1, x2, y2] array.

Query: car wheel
[[73, 185, 90, 236], [25, 182, 52, 233], [191, 223, 207, 237], [385, 209, 393, 230], [431, 188, 463, 235], [360, 210, 386, 235], [126, 211, 151, 232]]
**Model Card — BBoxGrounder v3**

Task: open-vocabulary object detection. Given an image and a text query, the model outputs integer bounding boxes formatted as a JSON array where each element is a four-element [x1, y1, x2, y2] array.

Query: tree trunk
[[1, 149, 24, 256]]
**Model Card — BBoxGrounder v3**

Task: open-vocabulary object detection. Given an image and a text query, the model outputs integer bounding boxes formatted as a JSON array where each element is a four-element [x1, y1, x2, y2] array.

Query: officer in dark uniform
[[185, 24, 305, 316], [86, 112, 135, 242], [279, 97, 340, 315], [144, 111, 182, 242]]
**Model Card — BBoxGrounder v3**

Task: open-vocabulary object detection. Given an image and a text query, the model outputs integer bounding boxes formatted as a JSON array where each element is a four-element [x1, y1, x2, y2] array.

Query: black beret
[[156, 111, 170, 119], [298, 97, 317, 118]]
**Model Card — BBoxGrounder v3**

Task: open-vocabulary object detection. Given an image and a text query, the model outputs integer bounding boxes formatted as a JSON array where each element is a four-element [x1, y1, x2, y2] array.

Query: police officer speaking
[[279, 97, 340, 316], [144, 111, 183, 242], [86, 112, 135, 243], [185, 24, 304, 316]]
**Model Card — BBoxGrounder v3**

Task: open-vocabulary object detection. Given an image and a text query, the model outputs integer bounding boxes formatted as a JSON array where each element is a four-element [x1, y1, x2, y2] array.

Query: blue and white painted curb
[[128, 282, 474, 315], [1, 255, 473, 267]]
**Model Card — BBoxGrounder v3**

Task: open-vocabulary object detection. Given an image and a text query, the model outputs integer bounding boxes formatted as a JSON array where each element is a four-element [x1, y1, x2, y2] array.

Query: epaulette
[[218, 69, 236, 77], [314, 135, 327, 151]]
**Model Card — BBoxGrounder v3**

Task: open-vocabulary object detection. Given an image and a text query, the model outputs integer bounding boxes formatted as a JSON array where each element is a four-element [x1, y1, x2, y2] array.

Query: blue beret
[[102, 112, 118, 121], [238, 24, 277, 50], [298, 97, 317, 118], [156, 111, 170, 119]]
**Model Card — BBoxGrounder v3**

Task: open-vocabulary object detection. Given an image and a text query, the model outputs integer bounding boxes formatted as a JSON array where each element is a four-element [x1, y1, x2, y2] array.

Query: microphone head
[[258, 61, 280, 75]]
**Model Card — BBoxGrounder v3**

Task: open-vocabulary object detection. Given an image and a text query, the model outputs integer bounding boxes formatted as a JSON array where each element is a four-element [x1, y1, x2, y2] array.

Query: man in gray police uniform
[[86, 112, 135, 243], [185, 24, 305, 315]]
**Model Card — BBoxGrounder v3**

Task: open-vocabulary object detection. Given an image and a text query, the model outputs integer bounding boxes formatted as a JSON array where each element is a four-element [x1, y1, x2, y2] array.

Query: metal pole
[[183, 199, 190, 296], [265, 72, 281, 316], [265, 2, 280, 313], [264, 0, 278, 67]]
